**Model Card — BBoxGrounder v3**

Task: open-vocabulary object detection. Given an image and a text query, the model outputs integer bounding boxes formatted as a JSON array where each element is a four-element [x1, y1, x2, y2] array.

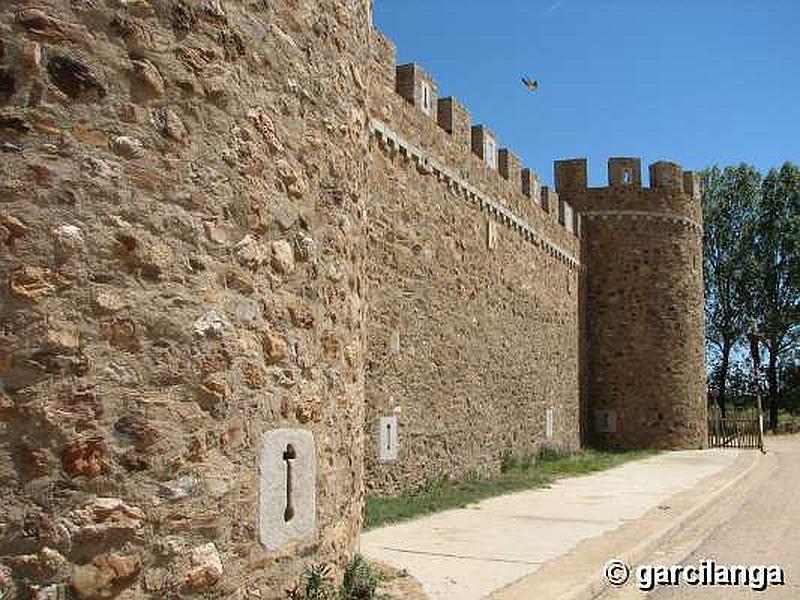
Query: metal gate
[[708, 407, 763, 450]]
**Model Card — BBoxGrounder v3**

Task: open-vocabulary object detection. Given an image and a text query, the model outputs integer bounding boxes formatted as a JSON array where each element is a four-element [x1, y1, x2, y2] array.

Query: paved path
[[360, 450, 741, 600], [646, 436, 800, 599]]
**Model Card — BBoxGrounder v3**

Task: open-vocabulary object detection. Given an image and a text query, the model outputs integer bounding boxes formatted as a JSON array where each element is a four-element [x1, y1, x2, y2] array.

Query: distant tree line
[[702, 163, 799, 430]]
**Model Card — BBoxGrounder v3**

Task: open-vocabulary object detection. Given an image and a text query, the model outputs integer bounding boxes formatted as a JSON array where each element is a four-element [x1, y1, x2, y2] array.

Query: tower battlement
[[554, 157, 700, 196], [609, 157, 642, 188]]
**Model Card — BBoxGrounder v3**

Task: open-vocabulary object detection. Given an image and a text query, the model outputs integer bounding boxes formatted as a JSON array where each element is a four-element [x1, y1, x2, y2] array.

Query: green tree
[[747, 163, 800, 430], [701, 165, 761, 414], [780, 357, 800, 414]]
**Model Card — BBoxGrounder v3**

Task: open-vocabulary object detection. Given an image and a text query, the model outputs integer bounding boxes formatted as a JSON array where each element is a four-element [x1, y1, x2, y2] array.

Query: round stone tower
[[0, 0, 371, 597], [555, 158, 707, 449]]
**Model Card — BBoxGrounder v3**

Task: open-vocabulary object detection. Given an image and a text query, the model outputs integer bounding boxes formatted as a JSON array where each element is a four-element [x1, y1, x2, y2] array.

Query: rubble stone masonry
[[364, 30, 581, 494], [0, 2, 707, 596], [555, 159, 707, 450], [0, 0, 370, 597]]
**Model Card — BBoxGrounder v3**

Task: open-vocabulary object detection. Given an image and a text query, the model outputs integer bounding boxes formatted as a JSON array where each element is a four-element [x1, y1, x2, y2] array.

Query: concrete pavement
[[361, 449, 758, 600]]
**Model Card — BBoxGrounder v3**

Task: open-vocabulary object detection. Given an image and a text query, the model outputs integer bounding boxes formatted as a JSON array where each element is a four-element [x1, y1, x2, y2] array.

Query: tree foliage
[[747, 163, 800, 428], [702, 162, 800, 427], [701, 164, 761, 413]]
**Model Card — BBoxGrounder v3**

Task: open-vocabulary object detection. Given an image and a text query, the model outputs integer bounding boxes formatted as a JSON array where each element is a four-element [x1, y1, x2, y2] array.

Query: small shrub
[[288, 556, 381, 600], [339, 554, 380, 600], [288, 563, 335, 600]]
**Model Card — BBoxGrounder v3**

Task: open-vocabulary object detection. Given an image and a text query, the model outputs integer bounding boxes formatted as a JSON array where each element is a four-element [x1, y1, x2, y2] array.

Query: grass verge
[[364, 447, 658, 530]]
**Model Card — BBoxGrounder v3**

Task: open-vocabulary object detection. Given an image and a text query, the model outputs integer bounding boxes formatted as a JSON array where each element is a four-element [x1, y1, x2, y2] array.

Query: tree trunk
[[717, 340, 732, 417], [767, 344, 779, 431]]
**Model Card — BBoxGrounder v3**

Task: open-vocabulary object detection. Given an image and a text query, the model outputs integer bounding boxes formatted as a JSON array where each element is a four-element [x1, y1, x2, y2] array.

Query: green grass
[[364, 447, 658, 530]]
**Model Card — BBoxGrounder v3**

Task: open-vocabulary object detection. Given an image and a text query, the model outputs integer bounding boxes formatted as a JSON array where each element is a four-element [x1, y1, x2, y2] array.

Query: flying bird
[[522, 76, 539, 92]]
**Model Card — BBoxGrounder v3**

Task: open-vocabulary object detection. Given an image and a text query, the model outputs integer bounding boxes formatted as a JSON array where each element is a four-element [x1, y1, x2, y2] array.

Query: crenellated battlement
[[608, 157, 642, 188], [472, 125, 499, 169], [521, 168, 539, 200], [553, 157, 703, 231], [554, 157, 700, 196], [368, 27, 578, 246], [437, 96, 471, 145], [650, 161, 684, 190], [683, 171, 701, 197], [499, 148, 522, 183], [554, 158, 588, 193], [396, 63, 438, 119]]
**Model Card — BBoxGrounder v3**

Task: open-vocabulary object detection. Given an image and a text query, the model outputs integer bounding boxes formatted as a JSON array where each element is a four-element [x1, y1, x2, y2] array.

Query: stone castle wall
[[363, 30, 581, 494], [0, 0, 371, 597], [555, 159, 707, 449], [0, 2, 709, 595]]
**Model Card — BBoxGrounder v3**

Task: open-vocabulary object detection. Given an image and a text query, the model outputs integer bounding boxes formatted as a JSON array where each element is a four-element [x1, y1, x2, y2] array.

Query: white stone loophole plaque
[[486, 220, 498, 250], [259, 429, 316, 551], [379, 416, 398, 461]]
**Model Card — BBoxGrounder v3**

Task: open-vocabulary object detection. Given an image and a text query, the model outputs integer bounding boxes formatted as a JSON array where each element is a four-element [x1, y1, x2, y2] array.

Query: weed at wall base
[[287, 555, 382, 600]]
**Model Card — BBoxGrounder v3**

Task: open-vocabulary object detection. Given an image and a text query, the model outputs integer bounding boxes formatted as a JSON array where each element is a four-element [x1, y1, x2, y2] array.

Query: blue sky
[[374, 1, 799, 187]]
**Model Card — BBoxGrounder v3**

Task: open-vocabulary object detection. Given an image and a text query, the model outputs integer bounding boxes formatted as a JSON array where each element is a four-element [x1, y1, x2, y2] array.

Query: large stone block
[[378, 416, 399, 461], [259, 429, 317, 551]]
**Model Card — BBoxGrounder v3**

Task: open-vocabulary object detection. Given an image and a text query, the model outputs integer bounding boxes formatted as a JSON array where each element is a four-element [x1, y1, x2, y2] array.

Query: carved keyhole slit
[[283, 444, 296, 523]]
